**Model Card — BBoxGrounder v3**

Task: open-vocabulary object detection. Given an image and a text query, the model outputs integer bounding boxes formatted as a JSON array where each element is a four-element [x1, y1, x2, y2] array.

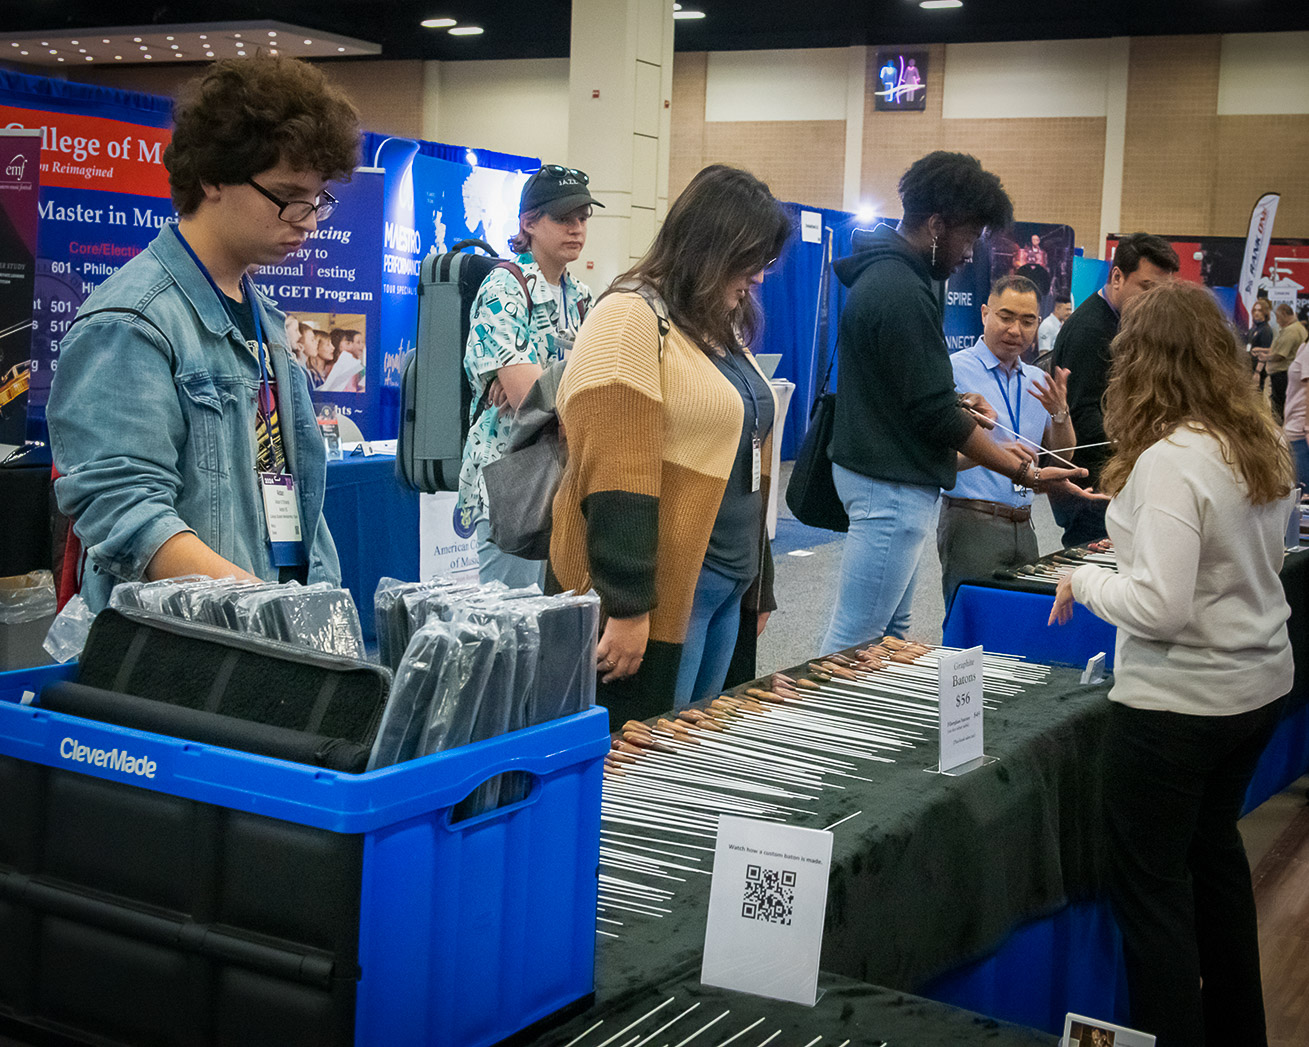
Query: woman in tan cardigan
[[549, 165, 791, 727]]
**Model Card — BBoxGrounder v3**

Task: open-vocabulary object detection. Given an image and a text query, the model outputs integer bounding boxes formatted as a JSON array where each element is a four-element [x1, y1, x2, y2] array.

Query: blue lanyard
[[722, 350, 760, 438], [990, 362, 1022, 437], [172, 226, 275, 416]]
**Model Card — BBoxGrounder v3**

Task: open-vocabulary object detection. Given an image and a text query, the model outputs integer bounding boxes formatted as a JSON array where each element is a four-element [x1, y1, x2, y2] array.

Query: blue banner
[[251, 169, 389, 440]]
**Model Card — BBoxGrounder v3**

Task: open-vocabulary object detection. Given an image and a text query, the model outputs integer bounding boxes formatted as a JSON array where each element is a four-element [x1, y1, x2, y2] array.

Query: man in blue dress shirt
[[938, 275, 1080, 606]]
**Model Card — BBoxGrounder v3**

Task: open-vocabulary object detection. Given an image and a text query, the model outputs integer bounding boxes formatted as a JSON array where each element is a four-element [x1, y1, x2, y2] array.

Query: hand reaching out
[[1028, 366, 1070, 418]]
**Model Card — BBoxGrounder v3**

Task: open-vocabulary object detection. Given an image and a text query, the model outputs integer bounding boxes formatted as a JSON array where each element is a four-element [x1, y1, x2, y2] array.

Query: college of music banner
[[0, 127, 41, 446]]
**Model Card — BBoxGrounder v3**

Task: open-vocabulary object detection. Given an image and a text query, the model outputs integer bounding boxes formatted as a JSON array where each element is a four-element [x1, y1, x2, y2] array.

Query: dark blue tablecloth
[[930, 565, 1309, 1033], [322, 455, 420, 642]]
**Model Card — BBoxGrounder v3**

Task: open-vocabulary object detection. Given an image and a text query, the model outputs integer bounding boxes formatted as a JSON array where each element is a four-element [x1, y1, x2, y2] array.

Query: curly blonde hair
[[1099, 280, 1293, 504]]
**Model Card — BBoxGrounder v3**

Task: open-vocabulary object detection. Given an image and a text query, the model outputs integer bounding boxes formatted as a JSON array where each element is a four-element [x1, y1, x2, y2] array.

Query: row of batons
[[556, 995, 856, 1047], [595, 636, 1051, 938], [1002, 542, 1118, 588]]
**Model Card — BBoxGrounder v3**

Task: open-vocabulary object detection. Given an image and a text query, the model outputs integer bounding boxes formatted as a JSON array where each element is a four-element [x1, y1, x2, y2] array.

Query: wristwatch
[[1050, 407, 1069, 424]]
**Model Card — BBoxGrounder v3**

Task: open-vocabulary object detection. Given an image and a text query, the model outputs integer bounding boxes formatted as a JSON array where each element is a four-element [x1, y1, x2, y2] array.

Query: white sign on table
[[938, 644, 984, 773], [701, 815, 834, 1006], [1062, 1012, 1155, 1046], [418, 492, 480, 581]]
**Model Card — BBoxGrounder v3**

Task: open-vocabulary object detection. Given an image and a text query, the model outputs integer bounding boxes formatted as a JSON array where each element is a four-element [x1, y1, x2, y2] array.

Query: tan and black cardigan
[[549, 291, 776, 726]]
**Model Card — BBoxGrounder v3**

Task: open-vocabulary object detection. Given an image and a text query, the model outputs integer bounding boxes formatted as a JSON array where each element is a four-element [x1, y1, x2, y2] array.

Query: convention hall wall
[[65, 30, 1309, 254]]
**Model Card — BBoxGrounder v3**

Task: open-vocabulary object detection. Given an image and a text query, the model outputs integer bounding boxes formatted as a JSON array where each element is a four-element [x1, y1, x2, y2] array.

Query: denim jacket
[[47, 224, 340, 611]]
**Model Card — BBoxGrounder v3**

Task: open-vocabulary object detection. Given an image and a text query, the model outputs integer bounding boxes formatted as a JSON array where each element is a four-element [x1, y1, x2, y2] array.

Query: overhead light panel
[[0, 21, 379, 66], [421, 18, 457, 29], [673, 9, 706, 19], [919, 0, 963, 8], [448, 26, 484, 36]]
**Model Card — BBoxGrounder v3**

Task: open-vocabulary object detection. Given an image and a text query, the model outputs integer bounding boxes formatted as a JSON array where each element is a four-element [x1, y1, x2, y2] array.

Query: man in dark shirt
[[821, 152, 1086, 650], [1050, 233, 1180, 546]]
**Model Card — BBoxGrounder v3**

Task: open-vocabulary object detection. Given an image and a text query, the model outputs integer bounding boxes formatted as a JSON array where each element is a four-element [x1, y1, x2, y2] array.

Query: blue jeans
[[475, 518, 545, 590], [1290, 437, 1309, 489], [822, 464, 940, 651], [673, 564, 751, 709]]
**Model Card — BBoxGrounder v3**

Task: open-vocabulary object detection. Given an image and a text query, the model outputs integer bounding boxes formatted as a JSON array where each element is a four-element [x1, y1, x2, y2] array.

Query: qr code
[[740, 864, 795, 925]]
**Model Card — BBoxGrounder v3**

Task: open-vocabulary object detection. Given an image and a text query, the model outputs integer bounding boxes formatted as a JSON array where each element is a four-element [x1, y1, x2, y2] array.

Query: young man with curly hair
[[821, 151, 1087, 650], [47, 55, 360, 610]]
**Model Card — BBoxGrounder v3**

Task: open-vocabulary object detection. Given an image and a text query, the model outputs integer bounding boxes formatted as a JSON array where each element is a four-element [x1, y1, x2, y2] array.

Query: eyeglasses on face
[[247, 178, 338, 223], [540, 165, 589, 184]]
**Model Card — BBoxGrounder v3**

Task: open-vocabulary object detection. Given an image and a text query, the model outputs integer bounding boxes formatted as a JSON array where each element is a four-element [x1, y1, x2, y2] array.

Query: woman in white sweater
[[1050, 280, 1294, 1047]]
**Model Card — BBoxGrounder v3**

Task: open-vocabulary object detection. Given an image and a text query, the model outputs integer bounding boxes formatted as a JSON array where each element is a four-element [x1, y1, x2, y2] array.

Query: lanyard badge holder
[[725, 352, 762, 493], [175, 228, 308, 569], [991, 366, 1028, 497], [246, 278, 308, 568]]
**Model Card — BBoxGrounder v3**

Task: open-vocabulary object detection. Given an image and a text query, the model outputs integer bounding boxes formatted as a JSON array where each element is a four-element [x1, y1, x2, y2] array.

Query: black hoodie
[[829, 224, 976, 490]]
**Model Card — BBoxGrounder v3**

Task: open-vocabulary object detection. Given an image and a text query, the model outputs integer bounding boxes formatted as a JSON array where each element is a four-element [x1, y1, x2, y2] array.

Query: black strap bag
[[784, 347, 848, 532]]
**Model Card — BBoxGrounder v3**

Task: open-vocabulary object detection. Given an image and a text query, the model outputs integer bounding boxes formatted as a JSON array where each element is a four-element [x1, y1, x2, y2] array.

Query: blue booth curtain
[[361, 132, 538, 174], [0, 68, 173, 127], [757, 202, 872, 460]]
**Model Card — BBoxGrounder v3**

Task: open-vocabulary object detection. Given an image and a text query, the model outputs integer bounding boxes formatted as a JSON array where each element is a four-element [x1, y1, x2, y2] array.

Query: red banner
[[0, 105, 171, 199]]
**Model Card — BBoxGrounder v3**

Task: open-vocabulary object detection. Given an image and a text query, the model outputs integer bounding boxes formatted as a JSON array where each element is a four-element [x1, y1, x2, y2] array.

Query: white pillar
[[1097, 37, 1131, 260], [568, 0, 675, 290], [843, 45, 868, 214]]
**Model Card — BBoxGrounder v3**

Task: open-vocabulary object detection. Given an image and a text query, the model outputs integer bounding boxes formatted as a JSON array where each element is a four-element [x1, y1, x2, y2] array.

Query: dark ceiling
[[6, 0, 1309, 63]]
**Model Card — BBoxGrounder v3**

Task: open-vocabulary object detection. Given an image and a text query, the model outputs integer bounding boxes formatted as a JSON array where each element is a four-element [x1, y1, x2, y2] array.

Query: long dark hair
[[610, 165, 791, 354]]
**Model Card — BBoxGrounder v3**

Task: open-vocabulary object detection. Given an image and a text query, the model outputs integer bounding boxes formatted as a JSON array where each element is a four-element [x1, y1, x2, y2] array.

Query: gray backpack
[[396, 240, 531, 493]]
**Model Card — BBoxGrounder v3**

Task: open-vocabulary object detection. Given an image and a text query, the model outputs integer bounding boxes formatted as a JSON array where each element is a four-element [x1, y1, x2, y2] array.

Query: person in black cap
[[457, 165, 600, 587]]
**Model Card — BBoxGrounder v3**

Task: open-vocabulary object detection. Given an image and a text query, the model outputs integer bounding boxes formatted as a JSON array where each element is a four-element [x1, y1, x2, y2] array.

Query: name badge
[[260, 472, 308, 567], [751, 434, 762, 493]]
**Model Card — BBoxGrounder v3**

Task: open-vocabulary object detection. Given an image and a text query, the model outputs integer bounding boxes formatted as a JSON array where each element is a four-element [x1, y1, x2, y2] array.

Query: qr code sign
[[741, 864, 796, 926]]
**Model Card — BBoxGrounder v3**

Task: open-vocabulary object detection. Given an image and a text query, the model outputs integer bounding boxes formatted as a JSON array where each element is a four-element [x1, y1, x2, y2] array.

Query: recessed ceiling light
[[78, 48, 86, 53], [421, 17, 457, 28], [47, 49, 57, 55], [448, 25, 484, 35], [233, 33, 242, 38], [237, 50, 246, 56], [268, 31, 277, 37], [673, 9, 706, 19], [102, 38, 110, 43], [70, 40, 79, 45], [199, 35, 207, 40], [304, 39, 312, 45], [139, 45, 148, 50], [143, 54, 152, 59], [170, 44, 179, 49], [337, 46, 346, 51], [40, 41, 48, 46], [8, 43, 15, 48], [206, 51, 215, 57], [920, 0, 963, 7], [20, 50, 29, 56], [114, 55, 122, 60], [133, 37, 141, 42], [166, 35, 174, 41], [56, 57, 64, 62], [84, 56, 93, 61]]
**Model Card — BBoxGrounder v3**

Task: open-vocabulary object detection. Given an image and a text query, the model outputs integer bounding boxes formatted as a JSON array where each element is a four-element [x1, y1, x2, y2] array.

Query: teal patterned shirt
[[457, 253, 593, 522]]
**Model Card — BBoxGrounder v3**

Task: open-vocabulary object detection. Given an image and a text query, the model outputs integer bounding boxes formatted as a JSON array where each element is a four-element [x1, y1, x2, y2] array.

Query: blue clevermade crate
[[0, 660, 77, 704], [0, 663, 610, 1047]]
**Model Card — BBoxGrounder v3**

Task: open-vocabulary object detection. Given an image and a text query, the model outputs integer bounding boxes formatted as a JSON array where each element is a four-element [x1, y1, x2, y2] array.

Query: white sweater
[[1071, 426, 1293, 716]]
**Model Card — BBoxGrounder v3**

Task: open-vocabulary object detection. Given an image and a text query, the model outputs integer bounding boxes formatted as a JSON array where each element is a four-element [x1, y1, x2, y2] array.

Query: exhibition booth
[[1, 64, 1307, 1047]]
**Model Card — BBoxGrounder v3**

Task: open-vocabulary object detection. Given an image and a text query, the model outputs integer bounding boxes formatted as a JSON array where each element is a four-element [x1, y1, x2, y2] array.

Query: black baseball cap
[[520, 165, 604, 218]]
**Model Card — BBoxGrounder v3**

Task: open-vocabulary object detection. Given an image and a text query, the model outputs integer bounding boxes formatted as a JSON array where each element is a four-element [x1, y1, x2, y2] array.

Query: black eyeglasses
[[247, 178, 338, 223], [540, 165, 588, 184]]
